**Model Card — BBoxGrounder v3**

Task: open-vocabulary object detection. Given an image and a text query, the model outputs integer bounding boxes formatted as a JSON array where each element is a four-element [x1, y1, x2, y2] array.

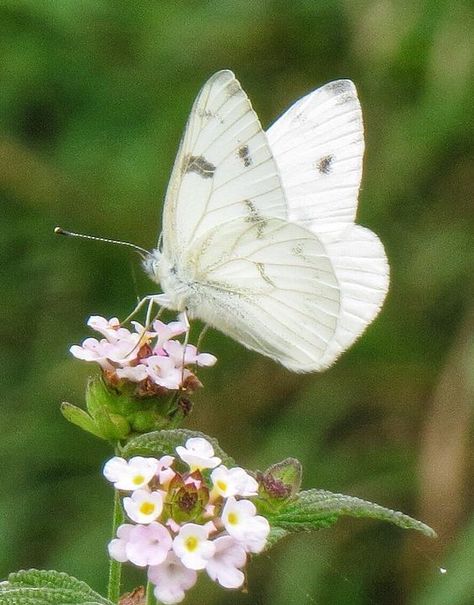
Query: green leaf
[[60, 402, 105, 439], [268, 489, 437, 537], [0, 569, 113, 605], [121, 429, 234, 465]]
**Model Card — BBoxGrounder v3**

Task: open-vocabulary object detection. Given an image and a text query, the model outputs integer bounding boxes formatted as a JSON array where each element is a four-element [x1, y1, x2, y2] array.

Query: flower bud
[[165, 471, 210, 524], [257, 458, 302, 505]]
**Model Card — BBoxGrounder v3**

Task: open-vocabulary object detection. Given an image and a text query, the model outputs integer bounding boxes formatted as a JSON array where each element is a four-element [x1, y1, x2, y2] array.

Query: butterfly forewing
[[162, 70, 288, 265], [267, 80, 364, 242]]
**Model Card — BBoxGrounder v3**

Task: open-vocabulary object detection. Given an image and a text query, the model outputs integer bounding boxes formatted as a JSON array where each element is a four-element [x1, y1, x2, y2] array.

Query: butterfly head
[[142, 248, 162, 284]]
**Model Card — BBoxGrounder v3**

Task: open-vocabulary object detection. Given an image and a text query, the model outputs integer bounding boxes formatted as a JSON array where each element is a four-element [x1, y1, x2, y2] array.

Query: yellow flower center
[[184, 536, 198, 552], [227, 512, 238, 525], [216, 480, 227, 492], [133, 474, 145, 485], [139, 501, 155, 515]]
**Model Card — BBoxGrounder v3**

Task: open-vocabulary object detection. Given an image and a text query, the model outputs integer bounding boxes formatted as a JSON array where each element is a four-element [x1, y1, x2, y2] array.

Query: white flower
[[211, 465, 258, 499], [206, 535, 247, 589], [172, 523, 216, 570], [148, 552, 197, 605], [123, 489, 164, 524], [176, 437, 221, 471], [221, 497, 270, 553], [103, 456, 159, 491], [108, 523, 134, 562], [125, 522, 172, 567]]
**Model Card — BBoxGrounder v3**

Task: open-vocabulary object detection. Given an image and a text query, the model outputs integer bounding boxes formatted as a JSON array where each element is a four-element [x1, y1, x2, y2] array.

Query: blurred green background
[[1, 1, 473, 604]]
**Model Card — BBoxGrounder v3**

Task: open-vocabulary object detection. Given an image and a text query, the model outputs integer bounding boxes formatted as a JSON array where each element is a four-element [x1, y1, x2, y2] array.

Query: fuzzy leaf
[[0, 569, 112, 605], [121, 429, 234, 465], [268, 489, 436, 537]]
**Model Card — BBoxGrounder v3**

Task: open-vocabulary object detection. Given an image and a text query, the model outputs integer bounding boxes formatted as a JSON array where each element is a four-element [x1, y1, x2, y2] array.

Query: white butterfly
[[143, 70, 389, 372]]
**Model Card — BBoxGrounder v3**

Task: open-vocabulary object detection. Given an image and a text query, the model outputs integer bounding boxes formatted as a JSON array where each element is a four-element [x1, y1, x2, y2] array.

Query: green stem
[[146, 579, 157, 605], [107, 488, 124, 603]]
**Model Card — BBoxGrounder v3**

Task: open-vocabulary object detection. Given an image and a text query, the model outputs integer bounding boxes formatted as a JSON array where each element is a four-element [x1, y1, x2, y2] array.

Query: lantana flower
[[123, 489, 164, 524], [176, 437, 222, 471], [108, 522, 172, 567], [105, 437, 270, 603], [70, 315, 216, 394], [221, 496, 270, 553], [172, 523, 216, 570], [103, 456, 159, 491], [205, 535, 247, 588], [211, 465, 259, 499], [148, 552, 197, 605]]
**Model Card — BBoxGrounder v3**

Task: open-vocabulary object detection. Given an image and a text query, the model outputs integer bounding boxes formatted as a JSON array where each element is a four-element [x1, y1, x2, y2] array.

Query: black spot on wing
[[238, 145, 252, 167], [326, 80, 355, 105], [326, 80, 353, 95], [183, 154, 216, 179], [226, 80, 241, 97], [316, 154, 334, 175], [244, 199, 266, 239]]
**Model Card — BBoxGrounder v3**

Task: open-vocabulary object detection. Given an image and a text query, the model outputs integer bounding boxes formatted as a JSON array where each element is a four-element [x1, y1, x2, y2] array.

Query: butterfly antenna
[[54, 226, 150, 258]]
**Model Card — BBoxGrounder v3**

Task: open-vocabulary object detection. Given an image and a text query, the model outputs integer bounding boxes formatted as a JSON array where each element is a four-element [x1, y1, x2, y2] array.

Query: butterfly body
[[143, 70, 389, 372]]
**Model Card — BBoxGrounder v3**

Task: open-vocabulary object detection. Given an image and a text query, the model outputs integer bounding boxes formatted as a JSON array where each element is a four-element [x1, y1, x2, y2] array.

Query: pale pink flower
[[163, 341, 217, 368], [151, 319, 187, 348], [148, 552, 197, 605], [108, 523, 134, 562], [115, 364, 148, 382], [125, 522, 172, 567], [157, 455, 176, 488], [70, 337, 114, 370], [142, 355, 186, 389], [87, 316, 130, 342], [206, 535, 247, 588]]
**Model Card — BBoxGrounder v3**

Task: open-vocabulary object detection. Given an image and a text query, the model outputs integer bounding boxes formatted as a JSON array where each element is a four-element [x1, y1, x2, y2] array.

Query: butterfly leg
[[179, 309, 191, 387], [196, 324, 209, 354], [121, 293, 171, 326]]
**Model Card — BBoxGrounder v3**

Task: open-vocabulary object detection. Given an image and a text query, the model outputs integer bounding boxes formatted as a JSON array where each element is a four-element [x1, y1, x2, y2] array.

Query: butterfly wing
[[267, 79, 364, 242], [180, 216, 340, 372], [162, 70, 288, 265], [267, 80, 389, 365]]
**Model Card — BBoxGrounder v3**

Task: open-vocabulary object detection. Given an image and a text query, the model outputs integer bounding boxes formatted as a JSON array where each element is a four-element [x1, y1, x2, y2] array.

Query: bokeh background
[[1, 2, 473, 604]]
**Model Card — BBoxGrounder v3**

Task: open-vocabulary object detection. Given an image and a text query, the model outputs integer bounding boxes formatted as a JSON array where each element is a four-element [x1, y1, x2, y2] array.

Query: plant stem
[[146, 580, 157, 605], [107, 488, 123, 603]]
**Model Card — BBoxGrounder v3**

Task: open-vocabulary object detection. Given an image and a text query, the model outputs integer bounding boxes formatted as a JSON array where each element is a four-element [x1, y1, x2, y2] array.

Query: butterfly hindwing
[[180, 216, 340, 372]]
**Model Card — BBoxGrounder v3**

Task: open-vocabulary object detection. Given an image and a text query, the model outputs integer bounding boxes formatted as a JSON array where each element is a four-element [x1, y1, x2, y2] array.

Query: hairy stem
[[107, 488, 123, 603], [146, 579, 157, 605]]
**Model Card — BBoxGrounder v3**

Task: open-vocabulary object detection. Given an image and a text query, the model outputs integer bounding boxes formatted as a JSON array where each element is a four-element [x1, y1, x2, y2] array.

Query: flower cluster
[[71, 316, 216, 393], [104, 438, 270, 604]]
